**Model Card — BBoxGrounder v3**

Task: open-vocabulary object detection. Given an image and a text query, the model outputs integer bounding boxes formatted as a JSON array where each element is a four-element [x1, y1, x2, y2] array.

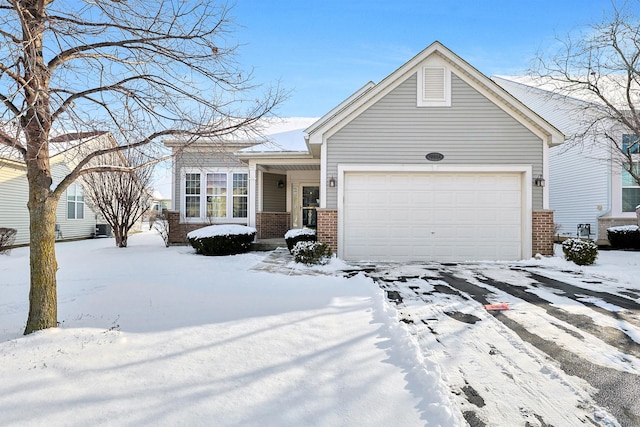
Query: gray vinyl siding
[[173, 148, 247, 214], [325, 73, 544, 209], [262, 173, 286, 212]]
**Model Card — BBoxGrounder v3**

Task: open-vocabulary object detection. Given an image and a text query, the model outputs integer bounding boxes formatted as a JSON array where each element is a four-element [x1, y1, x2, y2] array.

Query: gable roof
[[0, 130, 114, 165], [306, 41, 564, 148], [492, 76, 589, 137]]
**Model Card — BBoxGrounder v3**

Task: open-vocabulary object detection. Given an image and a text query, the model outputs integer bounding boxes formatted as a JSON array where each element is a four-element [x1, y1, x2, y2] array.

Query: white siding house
[[0, 132, 118, 247], [494, 76, 637, 243]]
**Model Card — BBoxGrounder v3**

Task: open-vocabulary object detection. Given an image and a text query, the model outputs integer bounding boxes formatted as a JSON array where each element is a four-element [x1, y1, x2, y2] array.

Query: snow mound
[[187, 224, 257, 239]]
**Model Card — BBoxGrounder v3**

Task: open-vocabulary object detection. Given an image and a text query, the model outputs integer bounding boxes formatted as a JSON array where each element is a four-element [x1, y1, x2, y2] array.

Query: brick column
[[256, 212, 290, 239], [166, 210, 185, 245], [317, 209, 338, 254], [532, 210, 554, 256]]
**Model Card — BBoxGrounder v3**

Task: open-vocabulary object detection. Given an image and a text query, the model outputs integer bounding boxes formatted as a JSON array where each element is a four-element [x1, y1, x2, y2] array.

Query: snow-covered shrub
[[187, 225, 256, 256], [0, 227, 17, 255], [284, 228, 316, 253], [291, 241, 332, 265], [606, 225, 640, 249], [562, 238, 598, 266]]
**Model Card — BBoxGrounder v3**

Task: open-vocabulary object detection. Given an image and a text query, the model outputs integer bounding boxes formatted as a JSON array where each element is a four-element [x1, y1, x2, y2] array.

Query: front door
[[301, 185, 319, 228]]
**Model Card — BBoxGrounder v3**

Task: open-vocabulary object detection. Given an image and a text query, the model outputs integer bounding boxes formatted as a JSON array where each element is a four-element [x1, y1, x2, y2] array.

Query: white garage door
[[342, 172, 523, 261]]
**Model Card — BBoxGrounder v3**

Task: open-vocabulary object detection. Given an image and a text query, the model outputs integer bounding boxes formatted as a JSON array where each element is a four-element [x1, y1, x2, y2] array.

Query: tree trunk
[[24, 196, 58, 335], [114, 225, 128, 248]]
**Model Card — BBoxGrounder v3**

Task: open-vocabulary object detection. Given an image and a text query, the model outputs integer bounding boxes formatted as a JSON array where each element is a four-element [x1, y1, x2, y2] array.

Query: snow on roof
[[494, 75, 640, 109], [239, 117, 319, 153], [0, 129, 112, 163], [284, 228, 316, 239]]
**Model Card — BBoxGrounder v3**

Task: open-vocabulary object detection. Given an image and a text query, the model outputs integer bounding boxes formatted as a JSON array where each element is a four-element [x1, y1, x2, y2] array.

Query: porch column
[[248, 163, 257, 228]]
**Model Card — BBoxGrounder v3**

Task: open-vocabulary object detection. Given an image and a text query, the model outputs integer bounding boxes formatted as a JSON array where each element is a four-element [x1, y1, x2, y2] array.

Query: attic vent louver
[[423, 67, 445, 101], [417, 66, 451, 107]]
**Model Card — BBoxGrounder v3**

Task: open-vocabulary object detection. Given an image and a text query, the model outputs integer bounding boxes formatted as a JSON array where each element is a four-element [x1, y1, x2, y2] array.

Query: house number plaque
[[425, 152, 444, 161]]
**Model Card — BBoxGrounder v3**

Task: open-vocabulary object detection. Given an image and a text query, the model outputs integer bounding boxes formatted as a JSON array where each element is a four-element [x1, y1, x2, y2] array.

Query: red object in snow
[[484, 303, 509, 311]]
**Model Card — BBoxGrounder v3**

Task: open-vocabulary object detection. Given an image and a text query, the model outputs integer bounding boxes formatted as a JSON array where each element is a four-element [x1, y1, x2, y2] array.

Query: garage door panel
[[343, 171, 524, 261]]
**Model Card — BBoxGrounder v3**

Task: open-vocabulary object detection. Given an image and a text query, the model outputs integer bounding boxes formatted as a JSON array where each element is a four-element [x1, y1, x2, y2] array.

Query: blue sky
[[231, 0, 621, 117]]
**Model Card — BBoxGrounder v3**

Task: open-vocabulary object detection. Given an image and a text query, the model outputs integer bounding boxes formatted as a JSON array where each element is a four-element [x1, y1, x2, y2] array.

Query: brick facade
[[532, 210, 554, 256], [597, 216, 640, 245], [317, 209, 338, 253], [166, 210, 208, 245], [256, 212, 290, 239]]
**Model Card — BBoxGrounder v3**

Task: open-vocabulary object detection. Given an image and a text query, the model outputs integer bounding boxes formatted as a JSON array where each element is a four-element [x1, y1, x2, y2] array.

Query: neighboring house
[[493, 76, 640, 244], [150, 190, 172, 214], [0, 132, 115, 246], [165, 41, 564, 262]]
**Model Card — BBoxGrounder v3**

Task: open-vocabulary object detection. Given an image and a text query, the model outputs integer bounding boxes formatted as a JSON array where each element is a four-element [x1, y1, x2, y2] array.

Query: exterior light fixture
[[534, 176, 545, 187], [277, 179, 285, 188], [328, 177, 336, 188]]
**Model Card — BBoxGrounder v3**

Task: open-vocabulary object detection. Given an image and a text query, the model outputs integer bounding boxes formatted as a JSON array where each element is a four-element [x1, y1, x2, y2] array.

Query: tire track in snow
[[370, 269, 613, 427]]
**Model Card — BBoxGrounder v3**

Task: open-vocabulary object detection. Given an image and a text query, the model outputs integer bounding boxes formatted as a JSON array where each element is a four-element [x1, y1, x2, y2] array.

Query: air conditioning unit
[[95, 224, 111, 237]]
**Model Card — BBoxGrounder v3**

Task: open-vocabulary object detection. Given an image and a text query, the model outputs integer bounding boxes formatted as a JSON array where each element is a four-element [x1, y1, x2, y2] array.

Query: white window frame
[[66, 182, 85, 220], [417, 66, 451, 107], [181, 169, 249, 223], [621, 160, 640, 213]]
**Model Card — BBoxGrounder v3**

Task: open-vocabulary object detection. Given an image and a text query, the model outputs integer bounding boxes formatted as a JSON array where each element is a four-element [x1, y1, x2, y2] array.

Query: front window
[[622, 162, 640, 212], [232, 173, 248, 218], [183, 170, 248, 221], [185, 173, 201, 218], [67, 183, 84, 220], [207, 173, 227, 218]]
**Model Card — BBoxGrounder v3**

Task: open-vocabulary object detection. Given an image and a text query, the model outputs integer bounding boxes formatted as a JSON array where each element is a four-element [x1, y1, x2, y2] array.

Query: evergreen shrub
[[284, 228, 316, 252], [562, 238, 598, 266], [187, 225, 256, 256], [291, 241, 332, 265], [606, 226, 640, 249]]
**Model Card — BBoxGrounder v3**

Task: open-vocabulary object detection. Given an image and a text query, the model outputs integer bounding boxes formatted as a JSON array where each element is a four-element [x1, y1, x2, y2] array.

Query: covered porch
[[247, 158, 321, 239]]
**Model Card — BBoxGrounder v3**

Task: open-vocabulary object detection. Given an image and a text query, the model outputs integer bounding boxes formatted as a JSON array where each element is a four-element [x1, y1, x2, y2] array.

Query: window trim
[[621, 161, 640, 212], [181, 169, 249, 223], [417, 66, 451, 107]]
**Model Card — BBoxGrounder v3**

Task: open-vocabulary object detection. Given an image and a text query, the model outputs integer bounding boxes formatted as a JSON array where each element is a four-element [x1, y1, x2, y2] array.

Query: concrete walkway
[[251, 247, 337, 276]]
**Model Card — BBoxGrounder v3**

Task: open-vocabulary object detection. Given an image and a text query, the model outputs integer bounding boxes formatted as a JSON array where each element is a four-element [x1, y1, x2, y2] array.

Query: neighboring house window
[[67, 183, 84, 219], [622, 134, 640, 212], [622, 162, 640, 212], [622, 134, 639, 154], [185, 173, 201, 218], [183, 170, 248, 221]]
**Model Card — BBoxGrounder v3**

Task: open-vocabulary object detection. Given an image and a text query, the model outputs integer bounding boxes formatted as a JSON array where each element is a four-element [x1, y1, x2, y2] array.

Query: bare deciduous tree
[[0, 0, 284, 334], [82, 149, 153, 248], [530, 2, 640, 185]]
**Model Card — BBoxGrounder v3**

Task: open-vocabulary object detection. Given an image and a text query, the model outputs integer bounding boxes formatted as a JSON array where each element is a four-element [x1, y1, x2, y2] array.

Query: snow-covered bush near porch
[[562, 238, 598, 266], [291, 240, 332, 265], [187, 225, 257, 256], [284, 227, 316, 252], [607, 225, 640, 249]]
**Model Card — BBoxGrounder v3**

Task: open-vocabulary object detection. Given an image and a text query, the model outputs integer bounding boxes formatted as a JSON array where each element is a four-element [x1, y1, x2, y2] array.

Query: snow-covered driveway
[[359, 261, 640, 427]]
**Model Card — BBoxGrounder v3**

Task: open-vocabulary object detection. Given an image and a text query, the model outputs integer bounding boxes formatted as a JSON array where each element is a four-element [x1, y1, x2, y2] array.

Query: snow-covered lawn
[[0, 231, 456, 426], [1, 232, 638, 426]]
